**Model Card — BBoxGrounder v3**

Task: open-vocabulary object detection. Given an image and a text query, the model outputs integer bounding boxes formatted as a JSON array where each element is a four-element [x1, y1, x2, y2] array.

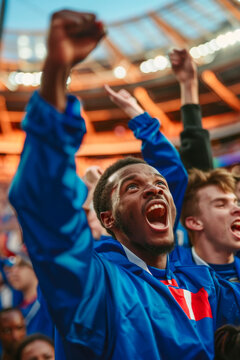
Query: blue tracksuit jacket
[[170, 246, 240, 283], [9, 92, 240, 360]]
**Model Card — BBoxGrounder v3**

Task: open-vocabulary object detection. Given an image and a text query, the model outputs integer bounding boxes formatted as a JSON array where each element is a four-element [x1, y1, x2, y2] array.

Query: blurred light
[[234, 29, 240, 41], [204, 42, 215, 54], [225, 31, 237, 45], [201, 53, 216, 64], [8, 71, 43, 87], [17, 35, 30, 46], [146, 59, 158, 72], [8, 72, 17, 86], [140, 61, 150, 73], [22, 73, 34, 86], [153, 55, 169, 70], [197, 44, 209, 56], [15, 72, 24, 85], [189, 47, 200, 59], [113, 66, 127, 79], [188, 27, 240, 66], [207, 39, 220, 52], [18, 47, 33, 59], [35, 42, 46, 59], [216, 34, 228, 48], [31, 72, 42, 87]]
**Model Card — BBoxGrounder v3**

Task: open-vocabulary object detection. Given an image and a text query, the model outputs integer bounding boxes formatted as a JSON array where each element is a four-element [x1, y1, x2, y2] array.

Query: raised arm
[[105, 85, 188, 229], [169, 48, 213, 171], [9, 10, 108, 347]]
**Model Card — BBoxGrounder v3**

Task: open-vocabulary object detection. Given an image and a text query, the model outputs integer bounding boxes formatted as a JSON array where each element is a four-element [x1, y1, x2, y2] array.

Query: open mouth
[[231, 220, 240, 238], [145, 203, 168, 231]]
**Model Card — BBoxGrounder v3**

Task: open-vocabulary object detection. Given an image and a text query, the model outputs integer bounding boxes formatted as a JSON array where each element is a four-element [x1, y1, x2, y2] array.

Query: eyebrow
[[210, 195, 238, 204], [119, 173, 165, 190]]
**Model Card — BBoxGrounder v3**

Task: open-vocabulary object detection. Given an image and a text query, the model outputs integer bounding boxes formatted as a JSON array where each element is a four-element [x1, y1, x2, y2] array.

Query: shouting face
[[101, 163, 176, 265], [195, 185, 240, 253]]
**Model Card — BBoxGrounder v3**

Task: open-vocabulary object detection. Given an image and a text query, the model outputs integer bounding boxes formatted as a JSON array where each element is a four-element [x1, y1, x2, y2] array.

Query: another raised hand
[[169, 48, 198, 104], [104, 84, 144, 119], [82, 165, 103, 210], [82, 166, 107, 240]]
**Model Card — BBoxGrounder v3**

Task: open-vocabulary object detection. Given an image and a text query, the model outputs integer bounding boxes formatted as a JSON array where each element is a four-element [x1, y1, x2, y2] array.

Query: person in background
[[0, 307, 26, 360], [169, 48, 213, 172], [168, 48, 214, 247], [15, 333, 54, 360], [171, 167, 240, 282], [214, 324, 240, 359], [4, 252, 53, 338]]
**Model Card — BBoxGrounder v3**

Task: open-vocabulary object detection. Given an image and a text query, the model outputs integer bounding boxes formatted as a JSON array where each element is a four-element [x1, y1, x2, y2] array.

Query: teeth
[[233, 221, 240, 226], [147, 204, 165, 216]]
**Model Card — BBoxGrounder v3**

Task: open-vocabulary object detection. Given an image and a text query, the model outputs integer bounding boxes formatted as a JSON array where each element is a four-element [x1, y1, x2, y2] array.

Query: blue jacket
[[9, 92, 240, 360], [170, 246, 240, 283]]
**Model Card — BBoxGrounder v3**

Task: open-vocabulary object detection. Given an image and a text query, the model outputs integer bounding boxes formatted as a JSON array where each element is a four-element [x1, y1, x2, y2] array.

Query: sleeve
[[179, 104, 214, 171], [8, 92, 112, 354], [213, 273, 240, 328], [128, 112, 188, 229]]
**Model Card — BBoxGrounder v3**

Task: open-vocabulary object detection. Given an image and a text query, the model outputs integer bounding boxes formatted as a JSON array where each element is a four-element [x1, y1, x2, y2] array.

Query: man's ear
[[100, 211, 115, 229], [185, 216, 203, 231]]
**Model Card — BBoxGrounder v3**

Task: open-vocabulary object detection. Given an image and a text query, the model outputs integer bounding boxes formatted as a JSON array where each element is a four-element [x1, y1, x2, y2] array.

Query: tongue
[[232, 222, 240, 231], [147, 207, 165, 225], [232, 223, 240, 237]]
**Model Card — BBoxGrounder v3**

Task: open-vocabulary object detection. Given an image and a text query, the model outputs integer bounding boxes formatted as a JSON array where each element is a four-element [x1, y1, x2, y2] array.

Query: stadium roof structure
[[0, 0, 239, 179]]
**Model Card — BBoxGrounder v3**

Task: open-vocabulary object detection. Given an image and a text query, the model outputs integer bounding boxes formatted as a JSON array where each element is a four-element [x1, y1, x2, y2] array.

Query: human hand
[[105, 84, 144, 119], [169, 49, 197, 84], [82, 166, 103, 191], [40, 10, 105, 111], [46, 9, 105, 68]]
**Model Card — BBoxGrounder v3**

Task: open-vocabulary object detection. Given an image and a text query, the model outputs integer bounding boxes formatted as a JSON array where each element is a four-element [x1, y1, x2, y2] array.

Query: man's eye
[[126, 183, 138, 190], [156, 180, 165, 187], [216, 203, 224, 208]]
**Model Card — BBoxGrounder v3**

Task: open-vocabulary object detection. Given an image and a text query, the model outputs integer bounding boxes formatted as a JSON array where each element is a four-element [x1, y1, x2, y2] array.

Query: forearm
[[180, 78, 199, 105], [40, 60, 70, 112]]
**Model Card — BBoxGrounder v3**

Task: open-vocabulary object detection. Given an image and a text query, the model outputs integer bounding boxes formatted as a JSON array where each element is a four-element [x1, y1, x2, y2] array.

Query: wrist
[[180, 80, 199, 105], [40, 59, 70, 112], [179, 77, 198, 88], [126, 106, 144, 119]]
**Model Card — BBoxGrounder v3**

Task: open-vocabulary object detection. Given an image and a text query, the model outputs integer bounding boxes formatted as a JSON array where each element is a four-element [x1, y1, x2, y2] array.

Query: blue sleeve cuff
[[22, 91, 87, 155], [128, 112, 161, 131]]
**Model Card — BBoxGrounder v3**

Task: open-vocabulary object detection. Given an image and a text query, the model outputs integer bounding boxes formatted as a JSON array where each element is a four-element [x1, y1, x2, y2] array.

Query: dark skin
[[40, 10, 105, 112], [0, 310, 26, 359], [100, 163, 176, 269]]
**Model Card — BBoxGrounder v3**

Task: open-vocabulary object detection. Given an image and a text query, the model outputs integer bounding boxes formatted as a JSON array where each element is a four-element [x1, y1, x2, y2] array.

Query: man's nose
[[143, 184, 163, 198], [232, 202, 240, 214]]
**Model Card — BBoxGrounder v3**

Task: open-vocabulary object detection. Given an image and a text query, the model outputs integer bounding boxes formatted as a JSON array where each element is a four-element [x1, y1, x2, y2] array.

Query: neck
[[142, 253, 167, 269], [121, 242, 167, 269], [194, 243, 234, 264]]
